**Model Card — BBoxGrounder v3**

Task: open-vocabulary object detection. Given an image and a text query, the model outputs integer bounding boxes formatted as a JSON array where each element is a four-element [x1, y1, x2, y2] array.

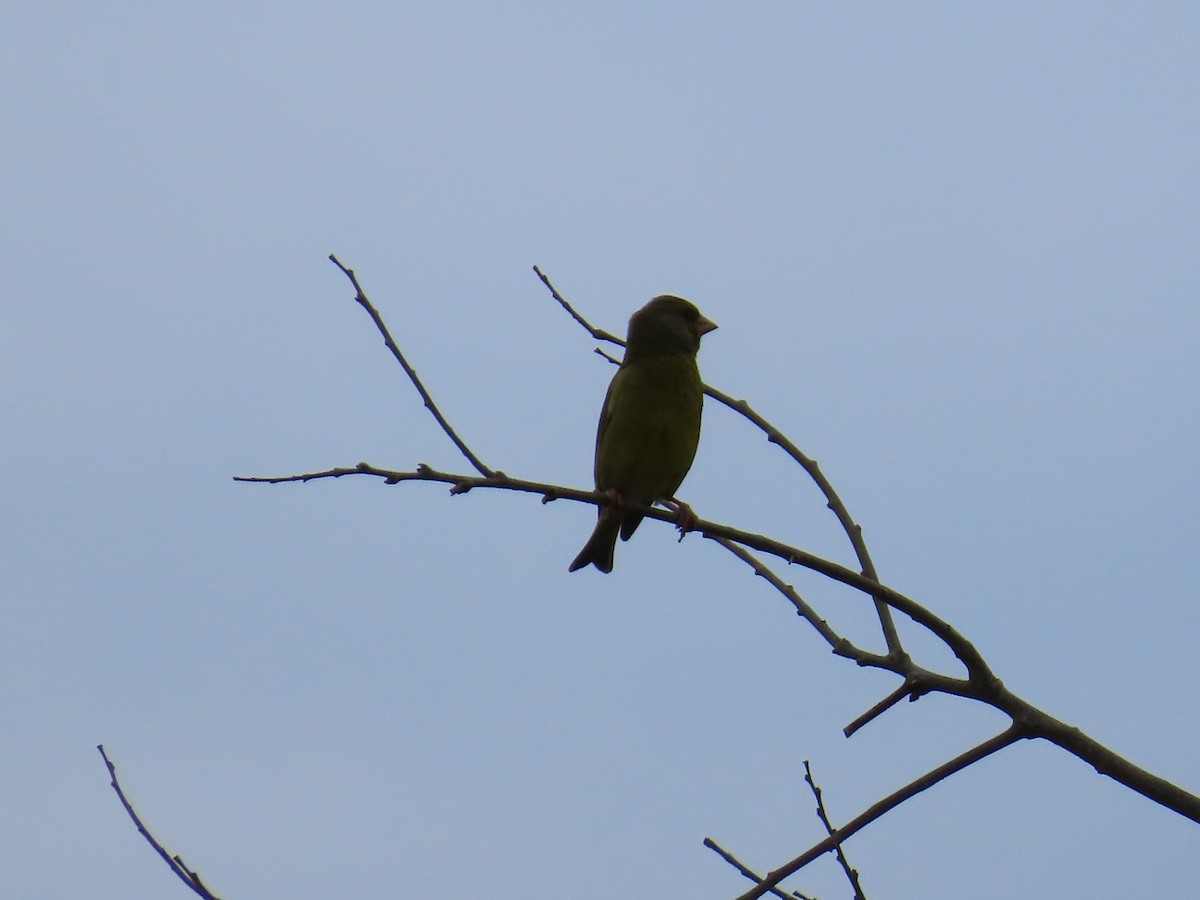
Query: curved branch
[[236, 461, 1200, 825], [230, 463, 995, 685], [703, 383, 901, 655], [98, 745, 221, 900]]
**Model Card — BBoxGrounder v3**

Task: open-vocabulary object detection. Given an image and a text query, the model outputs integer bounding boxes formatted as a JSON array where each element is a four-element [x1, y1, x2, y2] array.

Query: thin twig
[[532, 265, 624, 345], [703, 383, 903, 659], [712, 529, 986, 738], [702, 839, 814, 900], [712, 537, 860, 658], [734, 728, 1025, 900], [803, 761, 866, 900], [329, 254, 495, 477], [97, 745, 222, 900], [594, 346, 622, 366]]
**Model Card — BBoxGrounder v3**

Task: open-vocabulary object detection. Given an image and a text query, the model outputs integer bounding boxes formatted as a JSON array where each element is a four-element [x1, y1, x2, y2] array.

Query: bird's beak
[[698, 315, 718, 336]]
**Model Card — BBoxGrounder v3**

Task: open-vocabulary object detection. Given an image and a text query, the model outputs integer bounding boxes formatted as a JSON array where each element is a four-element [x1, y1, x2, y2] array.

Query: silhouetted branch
[[842, 679, 922, 739], [732, 727, 1024, 900], [235, 457, 1200, 825], [98, 745, 221, 900], [231, 463, 988, 683], [532, 264, 624, 345], [329, 253, 495, 478], [233, 260, 1200, 898], [711, 537, 850, 655], [703, 838, 814, 900], [803, 760, 866, 900]]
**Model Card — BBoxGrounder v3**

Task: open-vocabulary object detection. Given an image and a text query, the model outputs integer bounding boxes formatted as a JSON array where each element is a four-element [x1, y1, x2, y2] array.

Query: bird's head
[[625, 295, 717, 359]]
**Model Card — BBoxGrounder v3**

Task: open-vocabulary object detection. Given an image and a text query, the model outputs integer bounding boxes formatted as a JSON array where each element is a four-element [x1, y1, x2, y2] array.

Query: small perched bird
[[569, 295, 717, 573]]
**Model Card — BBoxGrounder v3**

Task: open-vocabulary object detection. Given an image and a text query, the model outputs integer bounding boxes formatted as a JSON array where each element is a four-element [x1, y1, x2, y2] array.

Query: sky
[[3, 3, 1198, 898]]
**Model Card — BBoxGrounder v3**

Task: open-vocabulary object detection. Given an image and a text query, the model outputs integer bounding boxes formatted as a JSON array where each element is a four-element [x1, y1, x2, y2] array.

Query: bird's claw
[[664, 497, 699, 537]]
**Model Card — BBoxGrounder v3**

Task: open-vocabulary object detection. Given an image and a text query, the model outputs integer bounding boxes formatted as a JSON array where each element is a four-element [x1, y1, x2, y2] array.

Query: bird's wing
[[593, 364, 628, 479]]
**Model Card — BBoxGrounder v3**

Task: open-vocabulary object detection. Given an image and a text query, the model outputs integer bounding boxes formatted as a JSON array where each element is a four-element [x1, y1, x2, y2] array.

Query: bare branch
[[803, 760, 867, 900], [703, 383, 903, 658], [1020, 707, 1200, 823], [236, 459, 1200, 825], [231, 462, 1001, 690], [97, 745, 221, 900], [735, 727, 1025, 900], [703, 839, 814, 900], [233, 262, 1200, 893], [707, 763, 869, 899], [532, 265, 624, 345], [842, 679, 922, 738], [329, 254, 495, 477], [711, 536, 863, 658]]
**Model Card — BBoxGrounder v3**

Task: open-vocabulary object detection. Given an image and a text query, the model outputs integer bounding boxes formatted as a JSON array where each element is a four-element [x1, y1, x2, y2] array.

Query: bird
[[568, 294, 717, 573]]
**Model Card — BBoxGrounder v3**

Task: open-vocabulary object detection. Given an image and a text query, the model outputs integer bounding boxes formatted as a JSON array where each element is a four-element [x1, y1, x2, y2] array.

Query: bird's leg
[[663, 497, 699, 537], [601, 488, 623, 508]]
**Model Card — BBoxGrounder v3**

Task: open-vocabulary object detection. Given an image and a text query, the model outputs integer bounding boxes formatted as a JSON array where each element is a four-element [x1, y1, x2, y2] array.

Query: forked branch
[[231, 261, 1200, 896]]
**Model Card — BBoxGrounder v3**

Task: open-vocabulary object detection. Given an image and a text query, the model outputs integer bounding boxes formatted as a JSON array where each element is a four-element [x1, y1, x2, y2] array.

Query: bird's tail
[[568, 509, 622, 573]]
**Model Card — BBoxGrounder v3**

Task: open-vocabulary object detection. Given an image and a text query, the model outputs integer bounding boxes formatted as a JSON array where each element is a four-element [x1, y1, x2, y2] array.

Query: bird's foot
[[664, 497, 699, 539]]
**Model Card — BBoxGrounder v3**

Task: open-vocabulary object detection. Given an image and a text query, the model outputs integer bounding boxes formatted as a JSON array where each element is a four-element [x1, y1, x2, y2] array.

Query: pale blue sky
[[4, 4, 1198, 898]]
